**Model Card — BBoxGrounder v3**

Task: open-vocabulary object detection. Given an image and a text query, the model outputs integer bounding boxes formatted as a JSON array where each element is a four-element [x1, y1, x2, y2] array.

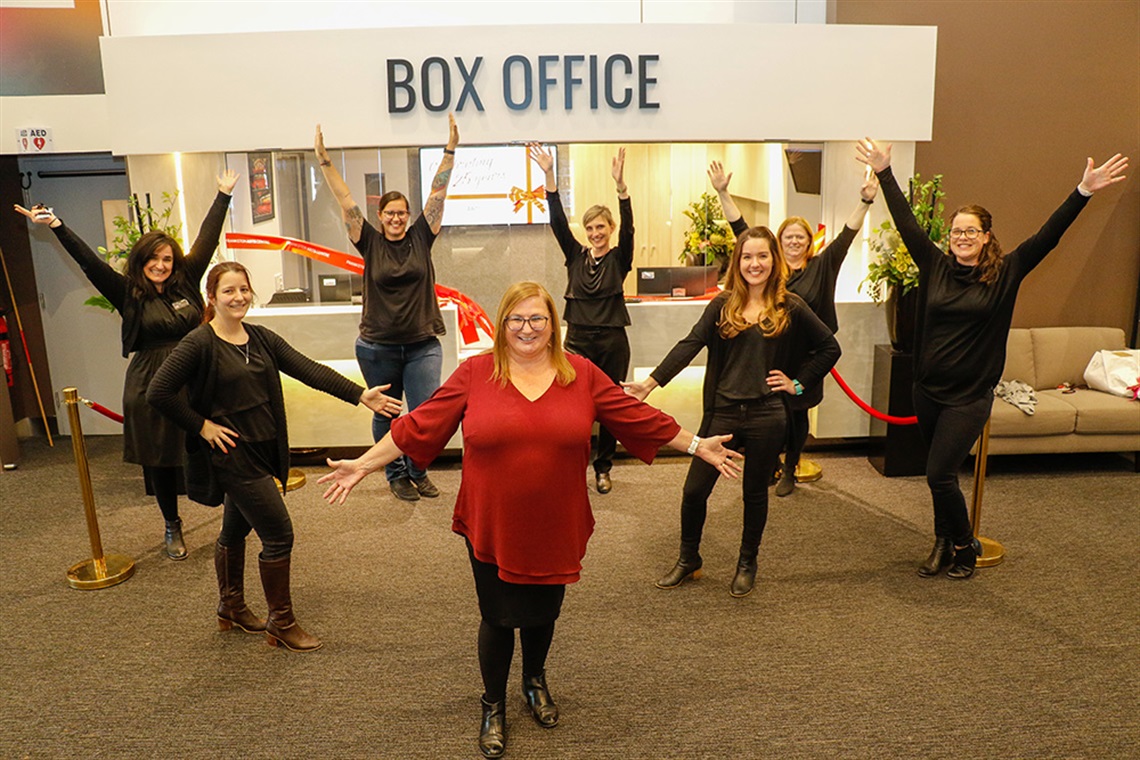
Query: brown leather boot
[[259, 554, 322, 652], [215, 541, 266, 634]]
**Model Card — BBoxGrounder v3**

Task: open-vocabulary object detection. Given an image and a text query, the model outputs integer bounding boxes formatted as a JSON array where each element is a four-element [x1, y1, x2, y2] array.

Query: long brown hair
[[952, 204, 1004, 285], [202, 261, 256, 323], [125, 231, 186, 299], [719, 226, 791, 339], [490, 281, 575, 386]]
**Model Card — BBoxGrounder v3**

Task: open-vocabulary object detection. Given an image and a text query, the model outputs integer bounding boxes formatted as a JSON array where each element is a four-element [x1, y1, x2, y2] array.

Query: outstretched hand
[[217, 169, 239, 195], [527, 142, 554, 173], [1079, 153, 1129, 194], [446, 113, 459, 151], [319, 457, 367, 505], [855, 138, 892, 173], [708, 161, 732, 193], [860, 165, 880, 201], [612, 147, 626, 187], [361, 384, 403, 418], [314, 124, 332, 163], [13, 203, 57, 225], [694, 433, 743, 479]]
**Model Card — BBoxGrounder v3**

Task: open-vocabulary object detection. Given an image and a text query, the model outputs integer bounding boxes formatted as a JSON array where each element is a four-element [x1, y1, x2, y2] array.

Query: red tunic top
[[391, 353, 680, 585]]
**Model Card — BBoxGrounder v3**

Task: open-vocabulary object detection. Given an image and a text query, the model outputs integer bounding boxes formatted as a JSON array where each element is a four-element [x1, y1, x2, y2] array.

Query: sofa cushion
[[1058, 388, 1140, 435], [989, 392, 1076, 437], [1030, 326, 1126, 390], [1001, 329, 1035, 386]]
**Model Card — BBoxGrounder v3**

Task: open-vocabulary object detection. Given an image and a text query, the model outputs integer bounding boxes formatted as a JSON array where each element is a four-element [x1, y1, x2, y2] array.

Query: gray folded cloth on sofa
[[995, 380, 1038, 415]]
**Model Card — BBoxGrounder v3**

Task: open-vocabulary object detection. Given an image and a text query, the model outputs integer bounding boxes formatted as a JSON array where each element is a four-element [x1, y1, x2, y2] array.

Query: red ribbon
[[829, 368, 918, 425], [82, 398, 124, 424]]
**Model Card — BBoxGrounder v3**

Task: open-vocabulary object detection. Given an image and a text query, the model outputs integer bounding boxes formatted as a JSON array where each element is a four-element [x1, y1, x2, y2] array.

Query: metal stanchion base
[[976, 536, 1005, 568], [276, 467, 306, 493], [67, 554, 135, 590], [795, 459, 823, 483]]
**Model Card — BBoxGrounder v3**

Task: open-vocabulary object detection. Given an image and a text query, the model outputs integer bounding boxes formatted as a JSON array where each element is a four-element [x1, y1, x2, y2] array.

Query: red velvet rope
[[829, 368, 918, 426], [82, 398, 124, 424]]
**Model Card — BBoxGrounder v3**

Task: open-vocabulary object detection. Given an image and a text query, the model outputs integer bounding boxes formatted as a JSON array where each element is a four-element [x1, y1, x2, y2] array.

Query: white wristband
[[687, 435, 700, 455]]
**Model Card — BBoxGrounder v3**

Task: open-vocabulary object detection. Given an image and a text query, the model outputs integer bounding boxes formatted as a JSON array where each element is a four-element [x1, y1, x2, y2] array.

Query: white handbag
[[1083, 349, 1140, 399]]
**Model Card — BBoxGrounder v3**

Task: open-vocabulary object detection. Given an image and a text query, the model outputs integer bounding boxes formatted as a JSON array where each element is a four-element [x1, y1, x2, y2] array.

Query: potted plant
[[861, 173, 947, 352], [679, 192, 734, 278], [88, 192, 182, 312]]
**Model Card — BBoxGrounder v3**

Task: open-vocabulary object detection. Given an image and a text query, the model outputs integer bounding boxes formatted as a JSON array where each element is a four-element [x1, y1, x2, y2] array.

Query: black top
[[51, 190, 232, 357], [877, 166, 1090, 405], [211, 334, 276, 443], [147, 323, 364, 488], [714, 327, 779, 406], [730, 216, 858, 334], [546, 189, 634, 327], [650, 292, 840, 433], [354, 214, 444, 344]]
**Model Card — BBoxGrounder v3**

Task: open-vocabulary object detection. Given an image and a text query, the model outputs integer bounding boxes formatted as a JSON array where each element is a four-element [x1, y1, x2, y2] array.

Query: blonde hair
[[777, 216, 815, 265], [581, 204, 615, 229], [490, 281, 576, 386], [719, 226, 790, 339]]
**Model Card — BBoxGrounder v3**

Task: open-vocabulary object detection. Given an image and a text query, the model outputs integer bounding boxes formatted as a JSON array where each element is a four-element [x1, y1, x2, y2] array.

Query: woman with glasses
[[625, 227, 841, 599], [314, 115, 458, 503], [856, 138, 1128, 579], [708, 160, 878, 497], [528, 143, 633, 495], [320, 281, 740, 759], [15, 170, 238, 561]]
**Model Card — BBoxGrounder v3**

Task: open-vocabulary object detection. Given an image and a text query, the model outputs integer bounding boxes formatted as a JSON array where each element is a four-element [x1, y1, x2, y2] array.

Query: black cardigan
[[148, 323, 364, 490], [51, 191, 232, 357], [649, 292, 841, 433]]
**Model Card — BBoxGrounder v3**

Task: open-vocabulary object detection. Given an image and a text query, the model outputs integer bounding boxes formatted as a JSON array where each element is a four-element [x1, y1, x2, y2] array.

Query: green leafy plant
[[679, 192, 734, 266], [87, 192, 183, 312], [861, 173, 946, 304]]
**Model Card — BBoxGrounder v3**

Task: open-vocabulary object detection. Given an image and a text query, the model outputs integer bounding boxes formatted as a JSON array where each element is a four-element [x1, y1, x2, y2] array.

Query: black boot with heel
[[917, 537, 954, 577], [522, 671, 559, 728], [478, 696, 507, 758]]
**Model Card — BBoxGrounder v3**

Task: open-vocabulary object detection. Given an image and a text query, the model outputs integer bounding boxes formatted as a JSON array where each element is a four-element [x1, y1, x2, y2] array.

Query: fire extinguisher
[[0, 311, 12, 387]]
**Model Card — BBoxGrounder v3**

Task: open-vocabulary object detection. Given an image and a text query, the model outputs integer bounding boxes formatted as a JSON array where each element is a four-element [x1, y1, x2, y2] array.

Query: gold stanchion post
[[63, 387, 135, 590], [970, 416, 1005, 568]]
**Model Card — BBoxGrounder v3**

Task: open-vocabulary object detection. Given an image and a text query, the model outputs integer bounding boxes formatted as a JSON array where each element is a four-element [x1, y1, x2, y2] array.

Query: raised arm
[[423, 113, 459, 235], [814, 169, 881, 277], [855, 138, 939, 270], [528, 142, 582, 260], [315, 124, 365, 244], [183, 170, 240, 282], [15, 203, 127, 309], [614, 148, 635, 266], [708, 161, 743, 224]]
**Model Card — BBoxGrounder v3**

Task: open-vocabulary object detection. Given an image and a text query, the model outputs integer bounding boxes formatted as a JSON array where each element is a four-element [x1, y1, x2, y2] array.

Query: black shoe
[[389, 477, 420, 502], [164, 518, 187, 561], [478, 697, 506, 759], [595, 472, 612, 494], [729, 557, 757, 598], [947, 538, 981, 580], [917, 537, 953, 577], [411, 474, 440, 498], [775, 472, 796, 497], [522, 672, 559, 728], [656, 554, 702, 589]]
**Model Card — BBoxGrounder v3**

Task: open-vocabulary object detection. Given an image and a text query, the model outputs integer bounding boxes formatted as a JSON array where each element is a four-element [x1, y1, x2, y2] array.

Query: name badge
[[171, 298, 192, 311]]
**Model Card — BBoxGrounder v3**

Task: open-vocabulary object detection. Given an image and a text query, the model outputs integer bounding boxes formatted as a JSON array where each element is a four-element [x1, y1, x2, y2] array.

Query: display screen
[[419, 144, 555, 227]]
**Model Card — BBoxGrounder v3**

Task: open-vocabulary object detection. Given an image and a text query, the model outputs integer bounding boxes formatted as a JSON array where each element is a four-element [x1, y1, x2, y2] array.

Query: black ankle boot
[[947, 538, 981, 580], [655, 548, 702, 589], [478, 696, 507, 758], [917, 537, 953, 577], [522, 671, 559, 728], [729, 555, 758, 598], [164, 518, 187, 561]]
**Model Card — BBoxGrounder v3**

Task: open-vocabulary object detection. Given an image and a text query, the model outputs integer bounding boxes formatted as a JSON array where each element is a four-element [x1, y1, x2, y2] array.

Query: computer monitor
[[636, 266, 718, 297]]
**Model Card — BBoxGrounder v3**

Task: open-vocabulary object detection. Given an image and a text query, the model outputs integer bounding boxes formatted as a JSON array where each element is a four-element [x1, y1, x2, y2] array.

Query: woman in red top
[[320, 281, 740, 759]]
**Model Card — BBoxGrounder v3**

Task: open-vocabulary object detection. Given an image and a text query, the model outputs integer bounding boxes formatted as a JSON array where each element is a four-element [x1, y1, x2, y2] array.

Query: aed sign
[[386, 54, 660, 114], [16, 127, 53, 154]]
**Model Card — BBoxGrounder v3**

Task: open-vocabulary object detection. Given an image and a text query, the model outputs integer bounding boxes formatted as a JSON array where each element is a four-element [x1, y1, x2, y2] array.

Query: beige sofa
[[981, 326, 1139, 463]]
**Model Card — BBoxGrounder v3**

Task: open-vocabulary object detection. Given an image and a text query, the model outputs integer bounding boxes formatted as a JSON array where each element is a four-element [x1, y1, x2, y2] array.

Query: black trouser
[[783, 407, 811, 474], [478, 621, 556, 703], [144, 465, 181, 521], [911, 388, 992, 546], [564, 324, 630, 475], [214, 468, 294, 561], [678, 397, 786, 558]]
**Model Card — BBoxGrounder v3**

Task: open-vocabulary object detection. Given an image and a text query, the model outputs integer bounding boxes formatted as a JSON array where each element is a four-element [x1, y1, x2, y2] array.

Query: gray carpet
[[0, 437, 1136, 758]]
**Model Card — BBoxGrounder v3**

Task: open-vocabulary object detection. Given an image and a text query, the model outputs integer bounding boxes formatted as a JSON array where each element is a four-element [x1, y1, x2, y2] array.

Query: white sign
[[15, 127, 53, 154], [419, 144, 555, 227]]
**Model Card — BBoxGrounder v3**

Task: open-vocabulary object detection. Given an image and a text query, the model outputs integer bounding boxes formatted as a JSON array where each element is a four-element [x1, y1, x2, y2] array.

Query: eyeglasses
[[949, 227, 984, 240], [381, 210, 409, 219], [504, 315, 550, 332]]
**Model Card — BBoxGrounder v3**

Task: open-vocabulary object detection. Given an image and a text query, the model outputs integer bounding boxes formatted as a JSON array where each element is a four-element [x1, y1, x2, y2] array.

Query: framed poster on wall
[[248, 152, 275, 223]]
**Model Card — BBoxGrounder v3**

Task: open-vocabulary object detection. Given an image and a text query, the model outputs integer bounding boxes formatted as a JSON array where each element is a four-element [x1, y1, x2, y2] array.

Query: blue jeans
[[355, 336, 443, 482]]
